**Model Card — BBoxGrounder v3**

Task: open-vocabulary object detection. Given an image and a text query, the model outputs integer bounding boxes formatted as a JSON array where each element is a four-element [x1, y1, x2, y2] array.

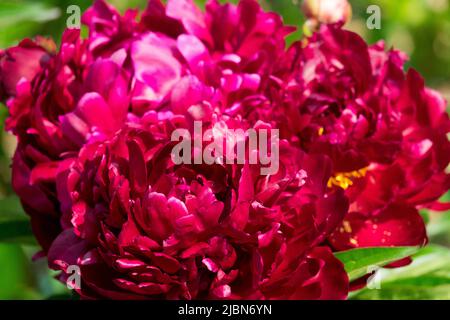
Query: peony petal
[[330, 203, 427, 250]]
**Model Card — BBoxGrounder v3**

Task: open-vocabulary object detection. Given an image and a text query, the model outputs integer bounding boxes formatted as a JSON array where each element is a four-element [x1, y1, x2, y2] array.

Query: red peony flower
[[49, 125, 348, 299], [2, 29, 133, 251], [247, 24, 449, 253]]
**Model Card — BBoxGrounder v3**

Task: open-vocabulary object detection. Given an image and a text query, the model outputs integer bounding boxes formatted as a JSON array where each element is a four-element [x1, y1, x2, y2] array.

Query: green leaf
[[0, 243, 42, 299], [0, 196, 36, 244], [351, 282, 450, 300], [350, 245, 450, 300], [0, 221, 35, 244], [335, 246, 420, 282], [0, 196, 26, 221], [0, 1, 60, 47], [427, 211, 450, 239], [46, 293, 73, 300], [46, 291, 79, 300], [420, 210, 430, 225], [0, 2, 60, 28]]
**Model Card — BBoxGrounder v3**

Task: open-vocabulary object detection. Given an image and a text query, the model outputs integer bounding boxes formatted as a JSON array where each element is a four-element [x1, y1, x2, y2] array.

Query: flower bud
[[301, 0, 352, 25], [0, 39, 51, 100]]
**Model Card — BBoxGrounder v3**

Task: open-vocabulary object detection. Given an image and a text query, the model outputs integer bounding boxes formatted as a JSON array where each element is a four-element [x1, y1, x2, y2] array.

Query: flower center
[[327, 167, 368, 189]]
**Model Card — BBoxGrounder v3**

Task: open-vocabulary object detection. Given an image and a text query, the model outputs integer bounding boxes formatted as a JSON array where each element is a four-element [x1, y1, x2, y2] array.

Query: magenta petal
[[131, 33, 181, 102], [177, 34, 209, 69], [75, 92, 116, 134]]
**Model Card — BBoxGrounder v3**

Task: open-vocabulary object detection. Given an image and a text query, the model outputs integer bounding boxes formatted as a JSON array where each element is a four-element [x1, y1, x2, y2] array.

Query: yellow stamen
[[327, 167, 368, 190], [343, 220, 352, 233]]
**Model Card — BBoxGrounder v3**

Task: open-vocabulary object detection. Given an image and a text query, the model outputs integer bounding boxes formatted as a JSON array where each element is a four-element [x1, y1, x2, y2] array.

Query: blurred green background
[[0, 0, 449, 299]]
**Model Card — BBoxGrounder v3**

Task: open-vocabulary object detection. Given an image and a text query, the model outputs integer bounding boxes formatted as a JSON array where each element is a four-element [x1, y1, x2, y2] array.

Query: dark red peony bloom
[[49, 126, 348, 299], [247, 24, 449, 253], [1, 0, 295, 253], [3, 29, 132, 252]]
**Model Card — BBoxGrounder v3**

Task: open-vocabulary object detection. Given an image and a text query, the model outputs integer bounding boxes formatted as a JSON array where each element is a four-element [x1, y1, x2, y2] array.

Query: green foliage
[[350, 0, 450, 87], [0, 0, 92, 48], [0, 1, 60, 47], [0, 243, 69, 299], [350, 246, 450, 300], [0, 197, 36, 245], [0, 244, 38, 299], [335, 246, 420, 282]]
